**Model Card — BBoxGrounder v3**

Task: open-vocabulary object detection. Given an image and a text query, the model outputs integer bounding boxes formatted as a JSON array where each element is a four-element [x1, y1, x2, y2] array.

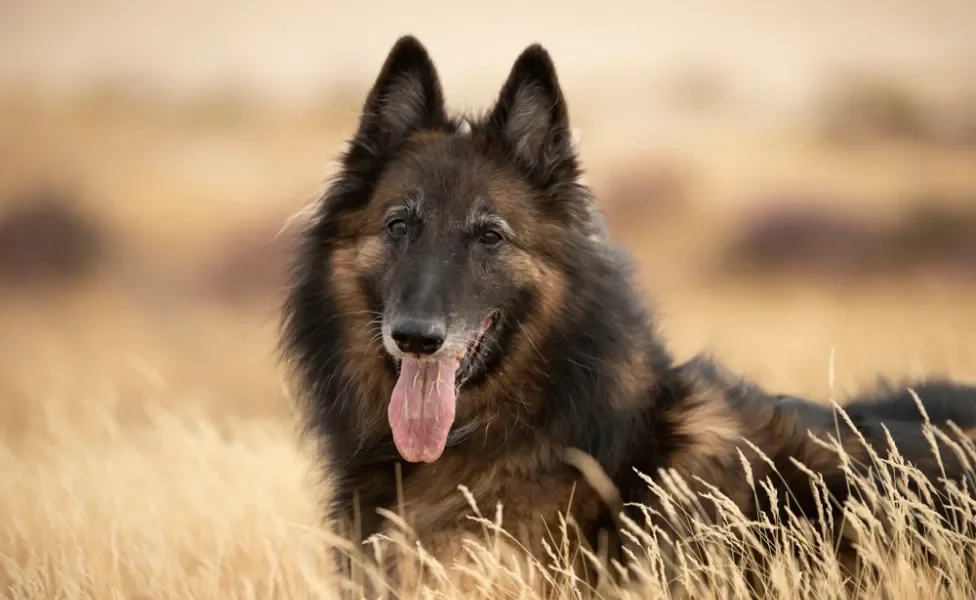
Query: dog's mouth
[[389, 312, 496, 387], [387, 313, 496, 464]]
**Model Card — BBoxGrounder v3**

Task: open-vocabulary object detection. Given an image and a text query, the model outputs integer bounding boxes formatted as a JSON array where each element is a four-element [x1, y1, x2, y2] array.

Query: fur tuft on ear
[[353, 35, 447, 156], [487, 44, 577, 184]]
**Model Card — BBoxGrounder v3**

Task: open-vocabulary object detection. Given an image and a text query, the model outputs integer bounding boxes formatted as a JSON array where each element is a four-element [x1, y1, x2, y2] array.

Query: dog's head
[[286, 36, 606, 463]]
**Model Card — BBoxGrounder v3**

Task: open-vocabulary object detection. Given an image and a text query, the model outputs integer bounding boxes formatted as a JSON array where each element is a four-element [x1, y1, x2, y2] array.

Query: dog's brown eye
[[387, 218, 408, 236], [480, 230, 503, 246]]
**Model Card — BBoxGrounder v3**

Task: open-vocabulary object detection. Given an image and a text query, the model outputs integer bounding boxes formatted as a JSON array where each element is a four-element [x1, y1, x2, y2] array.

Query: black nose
[[390, 317, 446, 355]]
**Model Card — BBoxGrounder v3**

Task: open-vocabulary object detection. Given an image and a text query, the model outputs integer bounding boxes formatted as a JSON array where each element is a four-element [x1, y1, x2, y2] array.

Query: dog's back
[[846, 380, 976, 426], [765, 380, 976, 539], [775, 380, 976, 460]]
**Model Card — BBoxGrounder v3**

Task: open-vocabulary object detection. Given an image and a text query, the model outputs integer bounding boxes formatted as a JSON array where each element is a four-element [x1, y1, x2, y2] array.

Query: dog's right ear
[[486, 44, 577, 185], [353, 36, 447, 155]]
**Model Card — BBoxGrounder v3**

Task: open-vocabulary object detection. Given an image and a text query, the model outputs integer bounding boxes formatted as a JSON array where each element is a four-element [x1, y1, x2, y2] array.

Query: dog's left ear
[[353, 35, 448, 156], [487, 44, 577, 182]]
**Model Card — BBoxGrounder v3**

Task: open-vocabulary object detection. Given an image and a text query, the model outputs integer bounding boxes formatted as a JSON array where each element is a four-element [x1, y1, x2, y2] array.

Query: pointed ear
[[353, 36, 447, 154], [486, 44, 576, 180]]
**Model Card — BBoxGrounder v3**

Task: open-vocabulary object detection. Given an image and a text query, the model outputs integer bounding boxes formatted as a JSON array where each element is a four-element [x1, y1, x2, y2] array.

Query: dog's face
[[370, 141, 525, 382], [303, 37, 600, 463]]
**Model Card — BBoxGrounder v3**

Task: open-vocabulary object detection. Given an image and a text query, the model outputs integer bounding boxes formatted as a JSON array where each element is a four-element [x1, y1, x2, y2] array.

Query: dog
[[279, 35, 976, 597]]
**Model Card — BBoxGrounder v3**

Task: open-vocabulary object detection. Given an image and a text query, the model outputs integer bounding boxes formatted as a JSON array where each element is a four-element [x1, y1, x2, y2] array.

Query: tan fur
[[330, 235, 973, 593], [328, 229, 973, 594], [286, 39, 976, 600], [330, 241, 393, 437], [613, 349, 655, 411], [366, 442, 606, 597], [322, 137, 598, 592], [408, 130, 449, 144], [667, 388, 743, 478]]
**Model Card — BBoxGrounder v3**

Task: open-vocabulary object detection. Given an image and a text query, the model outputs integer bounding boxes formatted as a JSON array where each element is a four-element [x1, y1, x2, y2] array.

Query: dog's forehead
[[401, 136, 514, 217], [373, 133, 534, 228]]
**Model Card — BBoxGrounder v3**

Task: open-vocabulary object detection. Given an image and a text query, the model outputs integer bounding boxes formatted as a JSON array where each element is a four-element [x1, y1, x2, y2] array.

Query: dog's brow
[[385, 193, 422, 220], [383, 205, 405, 221], [467, 212, 513, 238], [465, 196, 512, 234], [404, 192, 423, 213], [484, 215, 514, 237]]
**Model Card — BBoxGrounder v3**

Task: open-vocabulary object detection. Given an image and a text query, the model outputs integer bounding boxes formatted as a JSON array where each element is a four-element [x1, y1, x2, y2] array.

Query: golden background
[[2, 1, 976, 597]]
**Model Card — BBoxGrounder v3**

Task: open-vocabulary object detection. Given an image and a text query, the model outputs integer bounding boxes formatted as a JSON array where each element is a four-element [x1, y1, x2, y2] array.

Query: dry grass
[[2, 88, 976, 598], [1, 281, 976, 600]]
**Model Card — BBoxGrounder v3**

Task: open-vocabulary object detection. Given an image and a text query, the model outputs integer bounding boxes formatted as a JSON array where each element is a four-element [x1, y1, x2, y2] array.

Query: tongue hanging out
[[388, 356, 459, 462]]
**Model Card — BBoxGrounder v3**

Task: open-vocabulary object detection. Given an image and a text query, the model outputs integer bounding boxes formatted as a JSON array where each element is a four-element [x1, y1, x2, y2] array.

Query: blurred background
[[2, 0, 976, 459]]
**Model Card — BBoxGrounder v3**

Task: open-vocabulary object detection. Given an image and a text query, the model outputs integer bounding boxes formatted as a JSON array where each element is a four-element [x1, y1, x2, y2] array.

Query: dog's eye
[[479, 230, 503, 246], [387, 218, 408, 237]]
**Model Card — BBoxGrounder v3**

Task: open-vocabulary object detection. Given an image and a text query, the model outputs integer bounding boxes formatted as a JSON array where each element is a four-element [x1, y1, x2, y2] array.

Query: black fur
[[279, 35, 976, 595]]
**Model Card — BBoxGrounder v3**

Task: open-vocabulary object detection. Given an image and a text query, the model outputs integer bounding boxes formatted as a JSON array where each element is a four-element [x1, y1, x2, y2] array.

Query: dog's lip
[[460, 312, 496, 360], [454, 311, 497, 386]]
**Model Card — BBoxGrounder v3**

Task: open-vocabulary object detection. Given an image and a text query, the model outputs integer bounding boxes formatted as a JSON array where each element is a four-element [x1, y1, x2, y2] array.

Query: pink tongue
[[388, 356, 459, 463]]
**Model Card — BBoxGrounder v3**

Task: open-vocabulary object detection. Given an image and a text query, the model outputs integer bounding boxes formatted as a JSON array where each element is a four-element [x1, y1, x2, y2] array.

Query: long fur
[[279, 35, 976, 597]]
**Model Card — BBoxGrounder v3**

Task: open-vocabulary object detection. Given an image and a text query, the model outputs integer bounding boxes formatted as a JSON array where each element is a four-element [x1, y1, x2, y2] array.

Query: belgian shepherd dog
[[279, 35, 976, 596]]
